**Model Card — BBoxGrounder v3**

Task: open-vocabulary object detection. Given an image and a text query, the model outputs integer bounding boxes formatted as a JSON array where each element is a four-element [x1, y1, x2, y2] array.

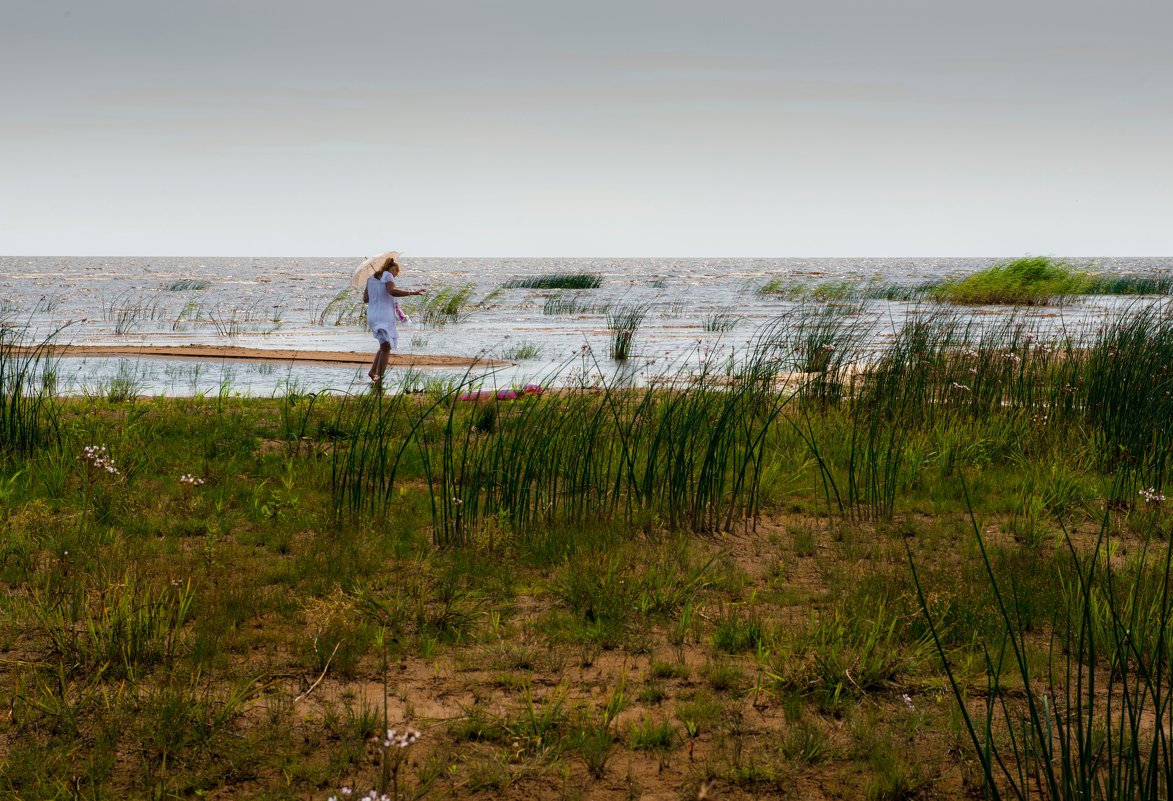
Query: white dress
[[367, 273, 398, 347]]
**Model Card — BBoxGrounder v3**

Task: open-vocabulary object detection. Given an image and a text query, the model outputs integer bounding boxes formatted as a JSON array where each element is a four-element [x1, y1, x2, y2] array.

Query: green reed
[[755, 278, 940, 301], [316, 289, 365, 326], [331, 298, 1173, 538], [543, 293, 610, 316], [408, 283, 477, 326], [0, 322, 61, 458], [786, 307, 1082, 519], [164, 279, 210, 291], [606, 301, 652, 360], [702, 308, 739, 332], [1085, 272, 1173, 296], [501, 340, 543, 360], [103, 290, 168, 335], [932, 256, 1090, 306], [501, 272, 603, 290], [330, 348, 794, 543], [910, 480, 1173, 801], [1078, 301, 1173, 491]]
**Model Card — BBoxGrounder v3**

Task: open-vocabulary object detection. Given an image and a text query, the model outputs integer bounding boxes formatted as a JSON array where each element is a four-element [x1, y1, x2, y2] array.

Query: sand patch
[[20, 344, 508, 369]]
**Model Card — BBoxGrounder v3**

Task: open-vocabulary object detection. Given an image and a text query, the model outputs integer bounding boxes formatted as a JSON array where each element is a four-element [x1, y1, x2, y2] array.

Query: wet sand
[[20, 344, 508, 369]]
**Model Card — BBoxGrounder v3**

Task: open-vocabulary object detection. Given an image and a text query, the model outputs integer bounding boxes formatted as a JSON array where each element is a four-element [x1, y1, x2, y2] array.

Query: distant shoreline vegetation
[[758, 257, 1173, 305]]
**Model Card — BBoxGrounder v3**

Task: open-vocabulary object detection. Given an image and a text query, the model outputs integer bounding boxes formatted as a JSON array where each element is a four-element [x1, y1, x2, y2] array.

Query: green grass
[[5, 294, 1173, 799]]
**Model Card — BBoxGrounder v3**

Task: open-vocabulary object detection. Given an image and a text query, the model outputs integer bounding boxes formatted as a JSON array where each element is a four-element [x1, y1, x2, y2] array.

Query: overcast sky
[[2, 0, 1170, 257]]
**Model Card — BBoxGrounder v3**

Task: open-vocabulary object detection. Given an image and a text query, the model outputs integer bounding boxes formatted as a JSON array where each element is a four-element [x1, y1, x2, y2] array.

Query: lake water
[[2, 256, 1170, 396]]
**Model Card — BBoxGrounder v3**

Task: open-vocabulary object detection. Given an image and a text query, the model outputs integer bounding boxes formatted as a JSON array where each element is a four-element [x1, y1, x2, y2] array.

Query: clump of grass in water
[[164, 279, 210, 291], [702, 308, 739, 332], [1084, 271, 1173, 296], [607, 301, 651, 360], [404, 283, 477, 326], [756, 279, 857, 300], [501, 340, 543, 360], [757, 277, 940, 301], [543, 293, 610, 316], [103, 290, 168, 335], [932, 256, 1090, 305], [501, 272, 603, 290], [172, 299, 204, 331], [316, 289, 365, 326]]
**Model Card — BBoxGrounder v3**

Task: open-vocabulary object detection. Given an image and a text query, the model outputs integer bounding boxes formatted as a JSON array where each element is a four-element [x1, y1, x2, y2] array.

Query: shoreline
[[16, 344, 509, 369]]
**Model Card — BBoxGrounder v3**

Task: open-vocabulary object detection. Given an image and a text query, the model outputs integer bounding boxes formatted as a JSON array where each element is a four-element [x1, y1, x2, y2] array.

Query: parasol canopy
[[349, 251, 400, 290]]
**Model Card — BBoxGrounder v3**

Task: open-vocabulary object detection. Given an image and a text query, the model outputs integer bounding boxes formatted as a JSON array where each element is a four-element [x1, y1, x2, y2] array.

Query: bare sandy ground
[[21, 344, 508, 369]]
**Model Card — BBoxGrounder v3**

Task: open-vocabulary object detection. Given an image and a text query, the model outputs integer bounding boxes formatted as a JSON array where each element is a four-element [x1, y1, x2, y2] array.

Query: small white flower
[[902, 693, 915, 710], [1140, 487, 1166, 504]]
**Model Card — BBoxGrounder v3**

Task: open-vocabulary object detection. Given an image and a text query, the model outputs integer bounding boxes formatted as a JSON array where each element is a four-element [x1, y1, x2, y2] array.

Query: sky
[[2, 0, 1171, 257]]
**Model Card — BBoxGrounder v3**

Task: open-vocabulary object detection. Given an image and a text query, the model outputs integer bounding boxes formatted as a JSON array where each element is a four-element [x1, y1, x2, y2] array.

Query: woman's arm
[[387, 286, 426, 297]]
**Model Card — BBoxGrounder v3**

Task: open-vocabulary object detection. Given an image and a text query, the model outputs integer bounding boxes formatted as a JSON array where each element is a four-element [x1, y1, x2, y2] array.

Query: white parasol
[[349, 251, 400, 290]]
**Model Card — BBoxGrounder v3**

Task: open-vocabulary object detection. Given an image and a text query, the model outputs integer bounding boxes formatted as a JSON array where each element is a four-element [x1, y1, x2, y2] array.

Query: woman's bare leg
[[374, 342, 392, 382]]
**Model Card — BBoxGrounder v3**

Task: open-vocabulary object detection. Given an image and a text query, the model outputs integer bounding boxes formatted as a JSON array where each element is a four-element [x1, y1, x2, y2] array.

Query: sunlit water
[[2, 256, 1170, 396]]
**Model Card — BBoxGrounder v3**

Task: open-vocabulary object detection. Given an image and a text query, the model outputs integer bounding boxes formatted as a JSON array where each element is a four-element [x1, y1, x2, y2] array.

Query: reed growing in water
[[502, 272, 604, 290]]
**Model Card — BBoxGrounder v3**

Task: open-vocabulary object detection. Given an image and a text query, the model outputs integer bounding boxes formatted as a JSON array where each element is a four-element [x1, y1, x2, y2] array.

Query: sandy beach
[[18, 344, 509, 369]]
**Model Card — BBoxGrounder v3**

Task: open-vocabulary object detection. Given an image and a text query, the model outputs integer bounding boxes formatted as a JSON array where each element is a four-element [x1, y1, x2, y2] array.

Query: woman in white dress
[[362, 254, 426, 383]]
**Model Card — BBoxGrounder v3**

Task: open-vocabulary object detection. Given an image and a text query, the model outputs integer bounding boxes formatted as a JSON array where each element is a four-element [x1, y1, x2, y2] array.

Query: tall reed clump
[[932, 256, 1090, 305], [607, 302, 652, 360], [789, 308, 1073, 520], [1085, 272, 1173, 296], [103, 290, 168, 334], [910, 487, 1173, 801], [407, 283, 477, 326], [316, 289, 365, 326], [330, 349, 793, 544], [502, 273, 603, 290], [1077, 301, 1173, 492], [0, 322, 60, 458]]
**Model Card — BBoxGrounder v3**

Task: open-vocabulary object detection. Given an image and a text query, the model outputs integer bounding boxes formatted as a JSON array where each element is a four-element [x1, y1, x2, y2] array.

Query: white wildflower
[[1140, 487, 1166, 504], [81, 445, 120, 475]]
